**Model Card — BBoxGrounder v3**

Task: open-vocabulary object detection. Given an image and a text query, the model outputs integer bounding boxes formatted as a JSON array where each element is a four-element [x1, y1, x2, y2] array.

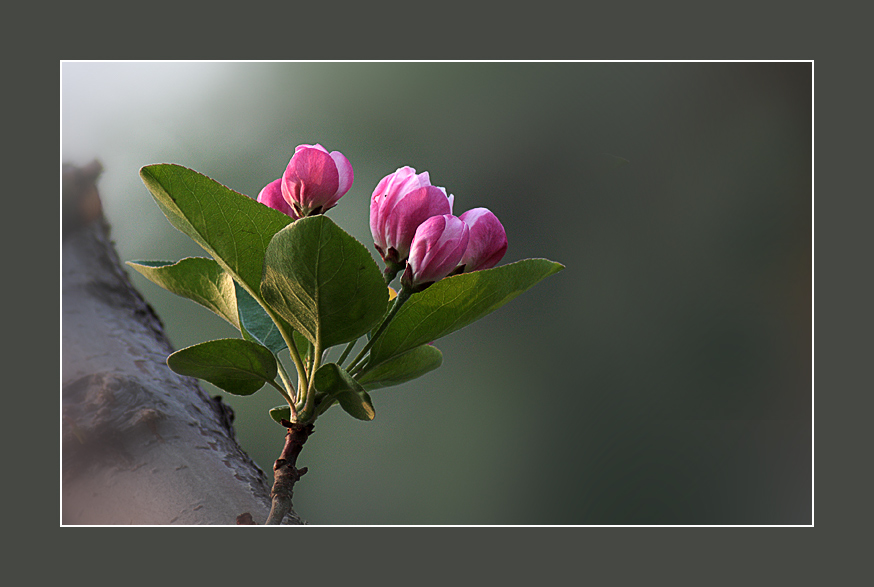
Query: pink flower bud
[[370, 166, 454, 266], [281, 144, 354, 217], [401, 214, 470, 292], [257, 178, 300, 220], [458, 207, 508, 272]]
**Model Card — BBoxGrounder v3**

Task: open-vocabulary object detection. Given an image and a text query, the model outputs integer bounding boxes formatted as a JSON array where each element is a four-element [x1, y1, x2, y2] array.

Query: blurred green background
[[62, 62, 811, 524]]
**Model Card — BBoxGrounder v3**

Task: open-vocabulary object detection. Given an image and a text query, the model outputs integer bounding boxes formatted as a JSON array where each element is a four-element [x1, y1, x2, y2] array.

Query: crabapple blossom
[[281, 144, 353, 217], [401, 214, 470, 292]]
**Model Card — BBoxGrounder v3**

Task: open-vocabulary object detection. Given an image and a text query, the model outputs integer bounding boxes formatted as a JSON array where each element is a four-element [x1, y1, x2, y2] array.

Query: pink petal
[[283, 147, 340, 211], [384, 186, 452, 259], [296, 143, 328, 154], [330, 150, 354, 199], [407, 215, 469, 286], [257, 178, 298, 219], [459, 207, 507, 271]]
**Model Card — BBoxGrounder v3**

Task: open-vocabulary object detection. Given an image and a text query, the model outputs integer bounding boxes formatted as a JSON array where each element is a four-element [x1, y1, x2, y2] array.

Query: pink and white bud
[[458, 208, 508, 272], [257, 178, 300, 220], [401, 214, 470, 292], [370, 166, 454, 266], [281, 144, 354, 217]]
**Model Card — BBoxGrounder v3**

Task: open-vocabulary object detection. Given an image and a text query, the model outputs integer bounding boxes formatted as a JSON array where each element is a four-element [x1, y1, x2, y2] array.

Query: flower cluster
[[370, 167, 507, 292], [139, 138, 562, 459], [258, 147, 507, 294]]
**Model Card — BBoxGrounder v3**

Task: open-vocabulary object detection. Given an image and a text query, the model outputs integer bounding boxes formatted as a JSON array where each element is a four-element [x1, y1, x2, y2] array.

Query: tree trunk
[[61, 161, 302, 525]]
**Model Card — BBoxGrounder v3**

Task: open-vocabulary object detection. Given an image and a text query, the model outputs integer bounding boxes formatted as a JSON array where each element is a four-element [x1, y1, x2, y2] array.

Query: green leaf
[[367, 259, 563, 366], [313, 363, 375, 421], [235, 282, 292, 354], [357, 344, 443, 390], [127, 258, 240, 329], [139, 164, 292, 299], [269, 405, 292, 425], [167, 338, 278, 396], [128, 257, 307, 359], [238, 287, 311, 359], [293, 331, 313, 362], [261, 215, 388, 350]]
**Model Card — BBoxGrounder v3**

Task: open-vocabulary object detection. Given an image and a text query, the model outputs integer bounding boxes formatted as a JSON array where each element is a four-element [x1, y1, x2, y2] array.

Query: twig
[[264, 421, 314, 525]]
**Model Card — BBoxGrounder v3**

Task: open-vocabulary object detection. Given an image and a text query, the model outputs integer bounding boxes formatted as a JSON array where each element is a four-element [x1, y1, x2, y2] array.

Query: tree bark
[[61, 161, 302, 525]]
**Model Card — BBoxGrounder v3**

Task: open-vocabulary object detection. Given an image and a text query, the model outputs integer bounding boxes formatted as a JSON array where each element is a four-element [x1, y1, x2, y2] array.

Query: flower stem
[[300, 340, 323, 421], [347, 287, 411, 375], [274, 361, 299, 420], [383, 260, 404, 285], [336, 339, 357, 367], [248, 287, 309, 399], [276, 360, 295, 401]]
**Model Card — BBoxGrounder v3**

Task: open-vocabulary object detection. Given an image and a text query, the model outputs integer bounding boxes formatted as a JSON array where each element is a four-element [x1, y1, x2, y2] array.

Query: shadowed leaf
[[357, 344, 443, 390], [367, 259, 563, 367], [167, 338, 278, 396], [313, 363, 375, 421]]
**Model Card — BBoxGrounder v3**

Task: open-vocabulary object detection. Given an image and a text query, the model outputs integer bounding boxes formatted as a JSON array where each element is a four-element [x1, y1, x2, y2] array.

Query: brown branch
[[264, 421, 315, 525]]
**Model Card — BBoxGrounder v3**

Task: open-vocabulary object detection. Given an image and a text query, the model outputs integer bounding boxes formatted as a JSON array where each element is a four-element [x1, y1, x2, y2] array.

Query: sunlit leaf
[[139, 164, 291, 298], [261, 215, 388, 350], [127, 258, 239, 329]]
